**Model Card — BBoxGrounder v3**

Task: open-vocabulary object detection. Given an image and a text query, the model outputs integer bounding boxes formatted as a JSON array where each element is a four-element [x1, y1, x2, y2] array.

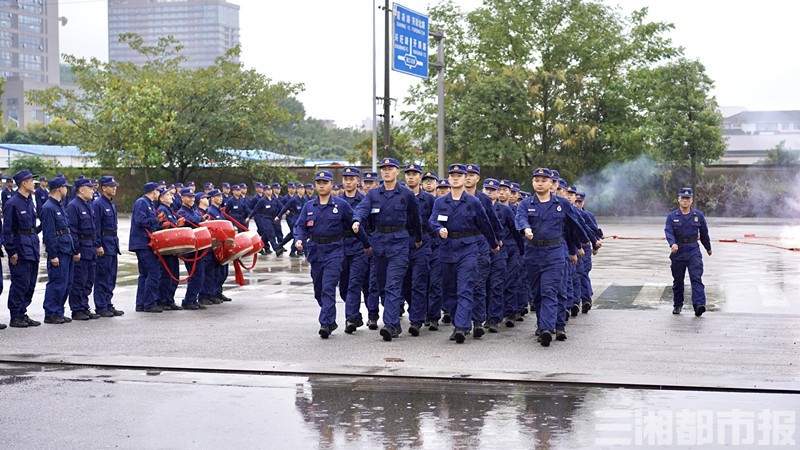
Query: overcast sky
[[59, 0, 800, 128]]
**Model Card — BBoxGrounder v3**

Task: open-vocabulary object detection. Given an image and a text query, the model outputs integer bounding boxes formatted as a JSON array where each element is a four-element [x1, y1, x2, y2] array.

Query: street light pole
[[372, 0, 378, 172], [431, 30, 445, 180], [383, 0, 391, 155]]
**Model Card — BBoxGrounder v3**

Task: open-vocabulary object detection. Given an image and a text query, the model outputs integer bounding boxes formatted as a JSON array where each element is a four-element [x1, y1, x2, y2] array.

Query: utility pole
[[430, 29, 445, 179], [382, 0, 391, 154], [371, 0, 378, 171]]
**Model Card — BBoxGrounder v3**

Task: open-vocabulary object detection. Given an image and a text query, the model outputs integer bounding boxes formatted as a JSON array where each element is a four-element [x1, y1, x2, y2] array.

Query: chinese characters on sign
[[392, 3, 429, 78]]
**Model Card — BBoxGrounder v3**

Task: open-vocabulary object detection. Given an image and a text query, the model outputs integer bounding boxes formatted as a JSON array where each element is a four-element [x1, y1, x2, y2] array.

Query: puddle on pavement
[[1, 364, 796, 448]]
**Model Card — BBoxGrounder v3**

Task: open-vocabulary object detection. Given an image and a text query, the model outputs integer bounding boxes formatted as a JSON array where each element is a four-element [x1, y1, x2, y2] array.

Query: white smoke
[[574, 155, 665, 216]]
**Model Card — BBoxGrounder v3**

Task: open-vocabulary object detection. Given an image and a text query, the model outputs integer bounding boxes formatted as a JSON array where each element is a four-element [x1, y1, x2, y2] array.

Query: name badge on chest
[[371, 208, 380, 214], [437, 214, 448, 222]]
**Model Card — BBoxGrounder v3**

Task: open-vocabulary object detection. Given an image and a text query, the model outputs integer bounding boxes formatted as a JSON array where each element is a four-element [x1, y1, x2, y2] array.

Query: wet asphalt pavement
[[0, 216, 799, 448]]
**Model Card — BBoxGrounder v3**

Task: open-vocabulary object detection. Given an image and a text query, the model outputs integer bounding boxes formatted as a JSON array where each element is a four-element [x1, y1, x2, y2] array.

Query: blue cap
[[271, 182, 281, 188], [576, 191, 586, 201], [679, 187, 693, 198], [185, 181, 195, 187], [315, 170, 333, 181], [558, 179, 568, 190], [48, 176, 71, 190], [483, 178, 499, 190], [448, 164, 467, 174], [239, 183, 247, 189], [174, 182, 183, 189], [195, 192, 207, 203], [335, 184, 343, 190], [379, 157, 400, 168], [12, 169, 35, 186], [532, 168, 552, 178], [342, 166, 361, 177], [165, 184, 175, 191], [204, 182, 214, 189], [304, 183, 313, 189], [231, 184, 240, 190], [74, 178, 97, 189], [143, 182, 159, 193], [39, 176, 47, 182], [422, 171, 438, 181], [98, 176, 118, 187], [180, 188, 194, 197], [362, 172, 378, 181], [287, 182, 296, 188], [208, 189, 222, 197], [436, 179, 451, 188], [465, 164, 480, 174], [567, 185, 577, 194], [157, 187, 168, 197], [498, 179, 512, 189], [222, 182, 230, 188], [404, 163, 422, 173], [511, 182, 521, 192], [254, 182, 263, 188]]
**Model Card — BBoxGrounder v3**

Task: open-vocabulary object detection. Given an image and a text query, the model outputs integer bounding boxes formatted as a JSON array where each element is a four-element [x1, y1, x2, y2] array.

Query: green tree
[[645, 58, 725, 187], [762, 142, 800, 164], [28, 34, 303, 182], [351, 122, 420, 164], [8, 154, 62, 177], [404, 0, 681, 180]]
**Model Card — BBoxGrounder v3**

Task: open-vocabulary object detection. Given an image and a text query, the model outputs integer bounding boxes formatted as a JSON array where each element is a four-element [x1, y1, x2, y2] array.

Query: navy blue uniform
[[337, 191, 371, 325], [129, 195, 162, 310], [665, 208, 711, 308], [276, 194, 304, 249], [34, 186, 48, 219], [487, 201, 523, 325], [515, 194, 587, 337], [405, 189, 435, 329], [429, 193, 498, 333], [294, 196, 368, 328], [2, 192, 39, 321], [157, 203, 181, 306], [177, 205, 207, 306], [67, 196, 99, 313], [41, 196, 77, 320], [470, 191, 502, 328], [205, 204, 229, 298], [248, 194, 281, 252], [1, 187, 14, 208], [93, 194, 121, 313], [224, 196, 250, 232], [353, 184, 422, 336]]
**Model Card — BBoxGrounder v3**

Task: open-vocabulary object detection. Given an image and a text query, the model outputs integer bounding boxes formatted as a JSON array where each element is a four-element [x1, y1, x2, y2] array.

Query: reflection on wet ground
[[0, 364, 796, 448]]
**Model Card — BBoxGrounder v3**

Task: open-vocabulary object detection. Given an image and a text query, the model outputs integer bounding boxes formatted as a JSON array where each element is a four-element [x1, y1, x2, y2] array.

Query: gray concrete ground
[[1, 216, 799, 448], [0, 216, 797, 392]]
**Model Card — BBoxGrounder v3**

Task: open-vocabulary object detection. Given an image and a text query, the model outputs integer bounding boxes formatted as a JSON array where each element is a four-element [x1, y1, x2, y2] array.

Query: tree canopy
[[28, 34, 303, 182], [403, 0, 724, 182]]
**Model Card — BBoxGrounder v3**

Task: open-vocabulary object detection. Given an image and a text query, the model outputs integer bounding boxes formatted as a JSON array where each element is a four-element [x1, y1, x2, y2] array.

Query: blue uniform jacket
[[224, 195, 250, 225], [2, 192, 40, 261], [158, 203, 180, 226], [207, 204, 224, 220], [339, 191, 371, 256], [494, 201, 524, 254], [67, 196, 99, 260], [578, 208, 602, 242], [35, 187, 48, 218], [247, 195, 279, 219], [475, 191, 503, 241], [1, 188, 13, 208], [413, 189, 435, 247], [353, 184, 422, 243], [129, 196, 160, 251], [41, 196, 76, 257], [276, 194, 303, 222], [664, 208, 711, 260], [93, 194, 120, 255], [294, 196, 369, 262], [177, 204, 204, 227], [515, 194, 588, 244], [429, 193, 498, 264]]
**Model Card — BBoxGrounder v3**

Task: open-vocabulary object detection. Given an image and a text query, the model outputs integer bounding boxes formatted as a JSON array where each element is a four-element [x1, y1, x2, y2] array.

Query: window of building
[[7, 98, 18, 106]]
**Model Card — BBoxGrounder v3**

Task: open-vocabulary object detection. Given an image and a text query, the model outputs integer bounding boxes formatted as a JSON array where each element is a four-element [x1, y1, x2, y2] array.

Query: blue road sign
[[392, 3, 429, 78]]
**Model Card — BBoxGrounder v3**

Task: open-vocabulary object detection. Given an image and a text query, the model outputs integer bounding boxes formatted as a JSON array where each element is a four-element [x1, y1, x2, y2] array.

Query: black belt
[[79, 234, 95, 240], [102, 230, 117, 236], [14, 228, 35, 235], [310, 235, 343, 244], [529, 238, 564, 247], [342, 230, 356, 238], [449, 230, 480, 239], [677, 238, 697, 244], [376, 226, 406, 234], [55, 229, 70, 236]]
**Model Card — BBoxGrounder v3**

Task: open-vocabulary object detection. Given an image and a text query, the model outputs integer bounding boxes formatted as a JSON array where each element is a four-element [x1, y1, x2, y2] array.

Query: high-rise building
[[108, 0, 240, 70], [0, 0, 62, 127]]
